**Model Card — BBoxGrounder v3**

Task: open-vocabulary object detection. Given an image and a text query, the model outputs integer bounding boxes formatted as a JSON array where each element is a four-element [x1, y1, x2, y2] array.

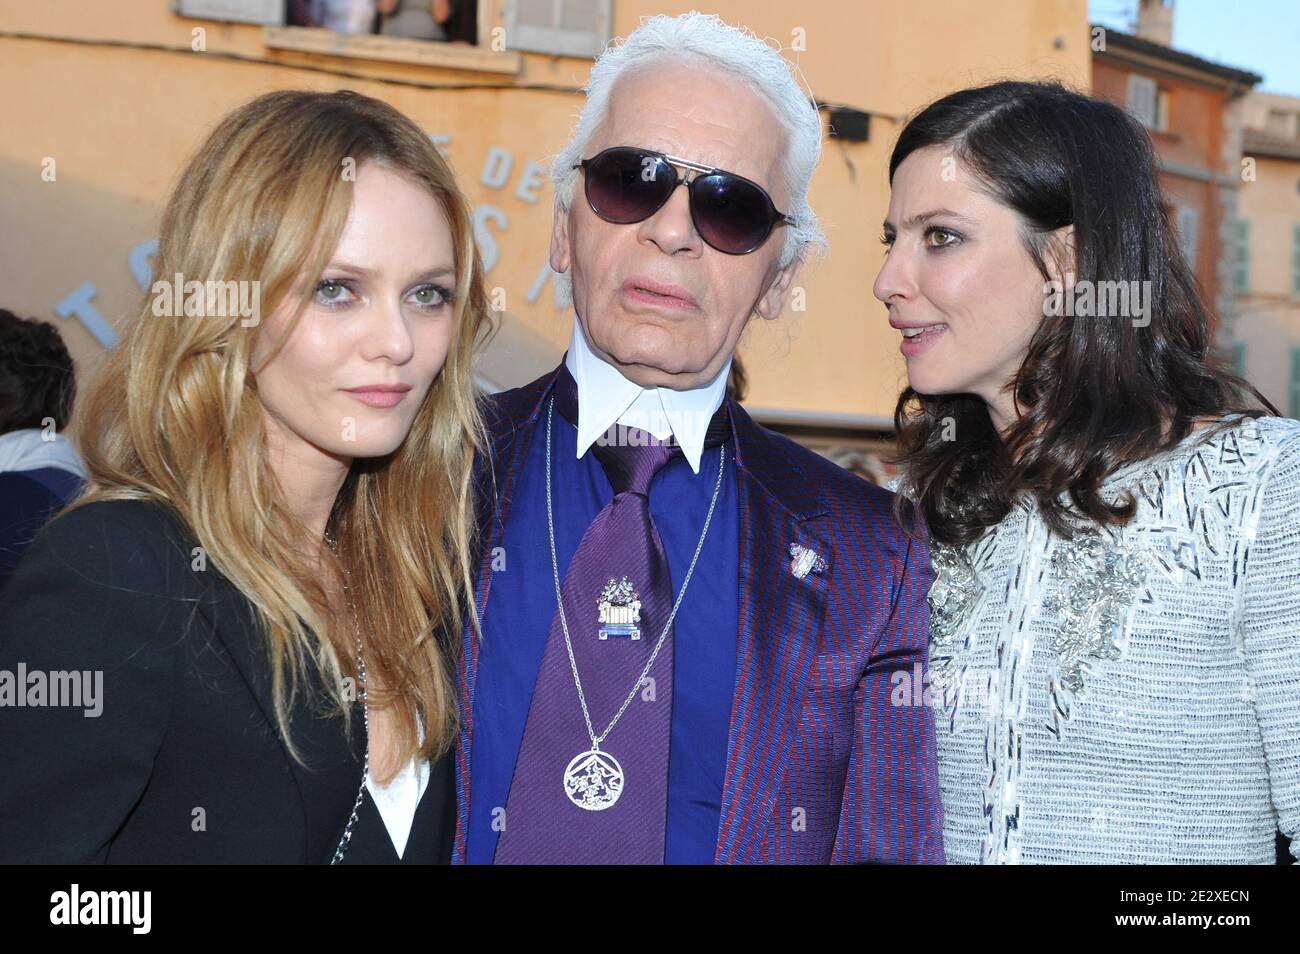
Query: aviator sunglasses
[[574, 146, 795, 255]]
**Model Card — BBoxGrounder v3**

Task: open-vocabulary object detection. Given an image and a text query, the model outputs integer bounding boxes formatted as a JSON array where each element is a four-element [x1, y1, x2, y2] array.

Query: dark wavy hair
[[888, 81, 1277, 547], [0, 309, 77, 435]]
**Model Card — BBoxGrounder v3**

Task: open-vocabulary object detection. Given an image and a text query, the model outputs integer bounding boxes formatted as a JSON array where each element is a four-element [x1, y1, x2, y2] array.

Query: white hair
[[548, 10, 828, 310]]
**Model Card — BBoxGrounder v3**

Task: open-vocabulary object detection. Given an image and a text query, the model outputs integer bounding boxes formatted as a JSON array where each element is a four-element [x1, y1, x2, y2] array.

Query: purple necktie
[[494, 366, 726, 864]]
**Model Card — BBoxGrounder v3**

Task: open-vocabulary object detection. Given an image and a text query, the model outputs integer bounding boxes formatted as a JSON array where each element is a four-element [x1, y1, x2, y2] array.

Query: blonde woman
[[0, 89, 489, 863]]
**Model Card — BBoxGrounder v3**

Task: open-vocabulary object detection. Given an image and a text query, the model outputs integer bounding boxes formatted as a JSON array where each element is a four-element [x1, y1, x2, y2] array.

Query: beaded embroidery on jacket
[[893, 415, 1300, 864]]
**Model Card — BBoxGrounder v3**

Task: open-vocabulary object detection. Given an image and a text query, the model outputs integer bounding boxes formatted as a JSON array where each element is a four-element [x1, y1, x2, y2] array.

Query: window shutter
[[1126, 74, 1158, 128], [1236, 219, 1250, 294], [177, 0, 286, 24], [504, 0, 612, 58], [1291, 347, 1300, 419], [1292, 224, 1300, 297], [1176, 205, 1199, 269]]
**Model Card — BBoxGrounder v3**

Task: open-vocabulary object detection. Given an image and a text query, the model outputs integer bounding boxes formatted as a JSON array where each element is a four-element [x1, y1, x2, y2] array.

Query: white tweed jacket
[[899, 414, 1300, 864]]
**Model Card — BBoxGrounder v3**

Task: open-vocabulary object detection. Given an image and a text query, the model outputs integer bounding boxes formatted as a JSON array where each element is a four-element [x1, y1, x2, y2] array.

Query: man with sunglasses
[[454, 11, 943, 865]]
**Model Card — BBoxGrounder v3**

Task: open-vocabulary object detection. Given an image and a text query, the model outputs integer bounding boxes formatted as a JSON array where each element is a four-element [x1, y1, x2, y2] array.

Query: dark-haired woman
[[877, 80, 1299, 864]]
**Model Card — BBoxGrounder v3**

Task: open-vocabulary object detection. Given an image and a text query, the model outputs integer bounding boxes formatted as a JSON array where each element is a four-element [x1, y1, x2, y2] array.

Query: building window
[[1127, 74, 1161, 130], [504, 0, 613, 57], [1291, 347, 1300, 420], [1176, 205, 1199, 270], [1267, 109, 1298, 140], [178, 0, 285, 24], [1236, 219, 1250, 293], [182, 0, 482, 46]]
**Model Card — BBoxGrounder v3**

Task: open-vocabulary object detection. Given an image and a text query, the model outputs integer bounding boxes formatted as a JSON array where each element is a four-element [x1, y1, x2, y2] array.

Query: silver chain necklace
[[325, 535, 370, 865], [545, 396, 725, 811]]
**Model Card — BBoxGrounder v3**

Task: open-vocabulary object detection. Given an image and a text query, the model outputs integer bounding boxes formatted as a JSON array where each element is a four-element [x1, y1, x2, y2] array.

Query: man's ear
[[1045, 224, 1077, 288], [549, 196, 572, 275], [754, 255, 804, 320]]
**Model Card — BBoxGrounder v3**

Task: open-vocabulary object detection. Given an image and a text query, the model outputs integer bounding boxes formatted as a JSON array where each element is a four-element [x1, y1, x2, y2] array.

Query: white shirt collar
[[564, 317, 730, 475], [0, 429, 87, 478]]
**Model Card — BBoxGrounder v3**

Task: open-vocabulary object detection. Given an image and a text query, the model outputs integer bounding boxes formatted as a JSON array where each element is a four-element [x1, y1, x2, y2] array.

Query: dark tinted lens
[[690, 174, 774, 253], [585, 149, 673, 224]]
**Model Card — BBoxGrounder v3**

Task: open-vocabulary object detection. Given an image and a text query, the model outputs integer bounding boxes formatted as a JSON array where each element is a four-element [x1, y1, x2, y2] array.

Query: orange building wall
[[1091, 56, 1232, 326]]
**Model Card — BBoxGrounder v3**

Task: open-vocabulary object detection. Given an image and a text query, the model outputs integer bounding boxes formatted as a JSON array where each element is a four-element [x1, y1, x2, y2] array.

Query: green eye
[[411, 283, 454, 309], [315, 280, 351, 306]]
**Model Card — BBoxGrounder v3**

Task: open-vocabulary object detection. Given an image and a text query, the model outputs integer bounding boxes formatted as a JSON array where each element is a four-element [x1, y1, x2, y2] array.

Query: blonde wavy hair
[[69, 89, 491, 779]]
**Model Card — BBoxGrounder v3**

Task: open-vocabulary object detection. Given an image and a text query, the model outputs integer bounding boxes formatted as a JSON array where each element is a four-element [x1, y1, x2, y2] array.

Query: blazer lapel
[[199, 578, 366, 862], [713, 402, 832, 864], [452, 367, 561, 863]]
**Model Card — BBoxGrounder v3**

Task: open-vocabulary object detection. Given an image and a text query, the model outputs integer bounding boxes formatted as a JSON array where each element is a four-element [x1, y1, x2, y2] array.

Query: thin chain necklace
[[545, 395, 725, 810], [324, 534, 369, 865]]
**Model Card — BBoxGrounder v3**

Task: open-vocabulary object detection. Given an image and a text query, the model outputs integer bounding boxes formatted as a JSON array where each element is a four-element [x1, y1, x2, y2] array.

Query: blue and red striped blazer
[[453, 366, 943, 863]]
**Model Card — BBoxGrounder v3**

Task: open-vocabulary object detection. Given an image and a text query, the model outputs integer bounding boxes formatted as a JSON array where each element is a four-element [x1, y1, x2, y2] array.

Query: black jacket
[[0, 498, 453, 863]]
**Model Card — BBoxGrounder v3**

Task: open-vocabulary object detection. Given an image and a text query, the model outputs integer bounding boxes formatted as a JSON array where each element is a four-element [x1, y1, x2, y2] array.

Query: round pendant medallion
[[562, 748, 624, 811]]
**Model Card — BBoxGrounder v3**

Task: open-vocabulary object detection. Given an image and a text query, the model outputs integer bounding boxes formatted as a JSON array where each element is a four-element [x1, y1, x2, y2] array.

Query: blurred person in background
[[0, 310, 86, 591], [377, 0, 449, 40], [307, 0, 376, 34]]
